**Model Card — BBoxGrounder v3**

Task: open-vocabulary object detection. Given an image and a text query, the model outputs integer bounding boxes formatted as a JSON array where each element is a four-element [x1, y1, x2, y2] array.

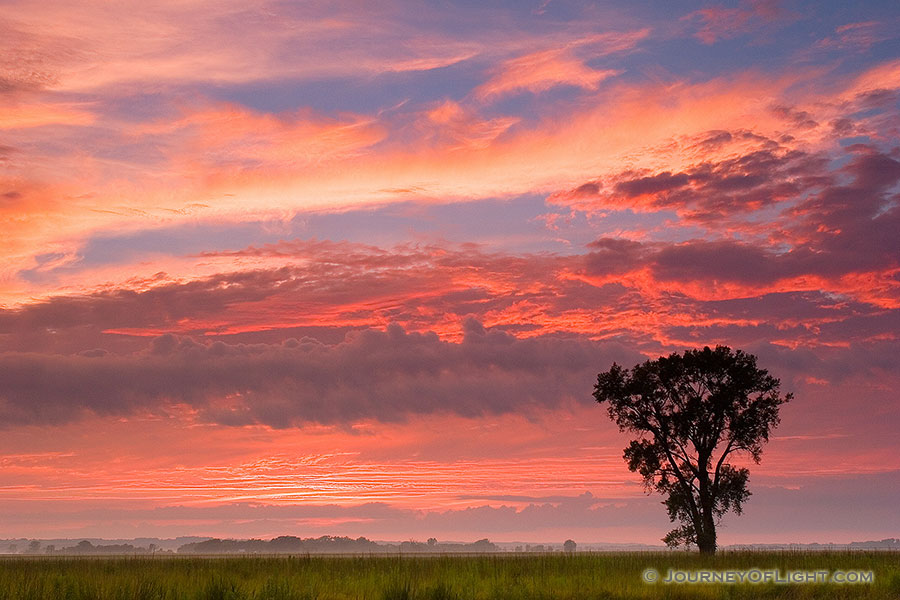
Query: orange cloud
[[0, 103, 95, 129], [2, 50, 899, 312], [423, 100, 520, 150], [179, 70, 805, 223], [843, 58, 900, 99], [475, 47, 619, 100], [136, 103, 387, 168], [0, 1, 487, 93]]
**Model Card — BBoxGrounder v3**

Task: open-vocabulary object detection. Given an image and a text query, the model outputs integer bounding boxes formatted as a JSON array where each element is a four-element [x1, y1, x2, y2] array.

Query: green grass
[[0, 552, 896, 599]]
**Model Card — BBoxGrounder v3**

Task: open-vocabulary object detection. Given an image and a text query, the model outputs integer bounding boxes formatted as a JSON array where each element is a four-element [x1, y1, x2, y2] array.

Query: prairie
[[1, 551, 898, 599]]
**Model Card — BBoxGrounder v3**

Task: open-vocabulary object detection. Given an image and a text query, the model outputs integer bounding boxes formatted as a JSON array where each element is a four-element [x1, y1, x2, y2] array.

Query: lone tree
[[593, 346, 790, 554]]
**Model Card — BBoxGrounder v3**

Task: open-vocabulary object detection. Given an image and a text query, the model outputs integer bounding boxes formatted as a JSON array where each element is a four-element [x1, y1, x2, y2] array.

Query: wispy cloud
[[682, 0, 788, 44], [475, 51, 616, 101]]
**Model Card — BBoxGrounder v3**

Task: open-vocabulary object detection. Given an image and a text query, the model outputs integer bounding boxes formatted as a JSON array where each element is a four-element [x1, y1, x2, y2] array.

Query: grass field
[[0, 552, 897, 600]]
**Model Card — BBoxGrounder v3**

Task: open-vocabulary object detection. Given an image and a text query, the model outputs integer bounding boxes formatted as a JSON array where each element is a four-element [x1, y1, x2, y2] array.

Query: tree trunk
[[697, 532, 716, 554], [696, 458, 717, 555], [697, 512, 717, 555]]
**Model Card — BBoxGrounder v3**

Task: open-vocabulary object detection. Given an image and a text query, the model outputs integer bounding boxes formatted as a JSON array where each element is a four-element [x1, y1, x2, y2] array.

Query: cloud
[[0, 321, 643, 428], [5, 52, 898, 300], [0, 103, 96, 129], [4, 470, 897, 541], [420, 100, 520, 150], [0, 493, 669, 540], [475, 48, 619, 100], [815, 20, 897, 53], [473, 29, 648, 101], [551, 135, 900, 308], [722, 471, 900, 541], [135, 103, 387, 169], [683, 0, 787, 45], [1, 241, 576, 345], [650, 240, 778, 284], [550, 135, 826, 222], [0, 231, 897, 440], [0, 19, 79, 95], [0, 2, 486, 93], [2, 211, 897, 374], [613, 171, 691, 197]]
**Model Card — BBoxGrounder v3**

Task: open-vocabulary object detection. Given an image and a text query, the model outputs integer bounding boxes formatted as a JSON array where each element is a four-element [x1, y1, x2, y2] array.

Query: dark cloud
[[771, 104, 818, 130], [1, 243, 570, 352], [855, 88, 900, 111], [650, 240, 777, 284], [0, 268, 293, 337], [785, 148, 900, 274], [572, 145, 900, 286], [1, 207, 895, 409], [571, 181, 601, 197], [657, 148, 822, 221], [692, 129, 733, 151], [746, 339, 900, 384], [659, 292, 900, 349], [4, 136, 899, 426], [583, 238, 648, 275], [554, 137, 828, 224], [844, 147, 900, 190], [830, 118, 854, 136], [613, 171, 689, 197], [0, 322, 644, 428]]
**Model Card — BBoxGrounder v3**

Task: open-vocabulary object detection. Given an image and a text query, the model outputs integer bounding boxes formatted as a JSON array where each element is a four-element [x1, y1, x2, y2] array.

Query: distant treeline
[[54, 540, 163, 555], [5, 536, 899, 555], [730, 539, 900, 551], [178, 535, 499, 554]]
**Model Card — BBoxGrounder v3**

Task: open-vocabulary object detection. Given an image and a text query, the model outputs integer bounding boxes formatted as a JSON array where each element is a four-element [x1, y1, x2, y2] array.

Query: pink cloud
[[7, 56, 896, 302], [420, 100, 520, 150], [0, 1, 486, 93], [0, 393, 896, 541], [0, 387, 896, 541], [473, 29, 647, 101], [136, 103, 387, 169], [0, 102, 95, 130], [475, 47, 620, 100], [815, 20, 896, 52], [684, 0, 786, 44]]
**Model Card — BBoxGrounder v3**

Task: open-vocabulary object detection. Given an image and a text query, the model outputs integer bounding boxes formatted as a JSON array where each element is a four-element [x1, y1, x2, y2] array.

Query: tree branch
[[712, 438, 735, 494], [649, 407, 703, 528]]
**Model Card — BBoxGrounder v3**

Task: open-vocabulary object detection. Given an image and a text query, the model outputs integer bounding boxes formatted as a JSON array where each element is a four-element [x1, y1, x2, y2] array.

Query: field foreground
[[0, 552, 898, 600]]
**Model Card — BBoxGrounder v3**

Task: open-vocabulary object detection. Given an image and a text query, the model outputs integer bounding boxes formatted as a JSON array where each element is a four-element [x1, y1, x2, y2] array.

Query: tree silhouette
[[593, 346, 790, 554]]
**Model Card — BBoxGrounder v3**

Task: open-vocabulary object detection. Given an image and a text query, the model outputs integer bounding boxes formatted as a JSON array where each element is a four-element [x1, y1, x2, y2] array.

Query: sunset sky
[[1, 0, 899, 545]]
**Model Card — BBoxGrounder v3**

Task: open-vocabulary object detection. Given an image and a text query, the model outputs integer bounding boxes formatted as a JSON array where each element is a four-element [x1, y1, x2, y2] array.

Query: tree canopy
[[593, 346, 791, 554]]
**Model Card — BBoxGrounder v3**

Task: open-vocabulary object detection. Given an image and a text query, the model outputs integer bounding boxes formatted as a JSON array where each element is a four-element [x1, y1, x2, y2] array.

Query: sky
[[1, 0, 899, 545]]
